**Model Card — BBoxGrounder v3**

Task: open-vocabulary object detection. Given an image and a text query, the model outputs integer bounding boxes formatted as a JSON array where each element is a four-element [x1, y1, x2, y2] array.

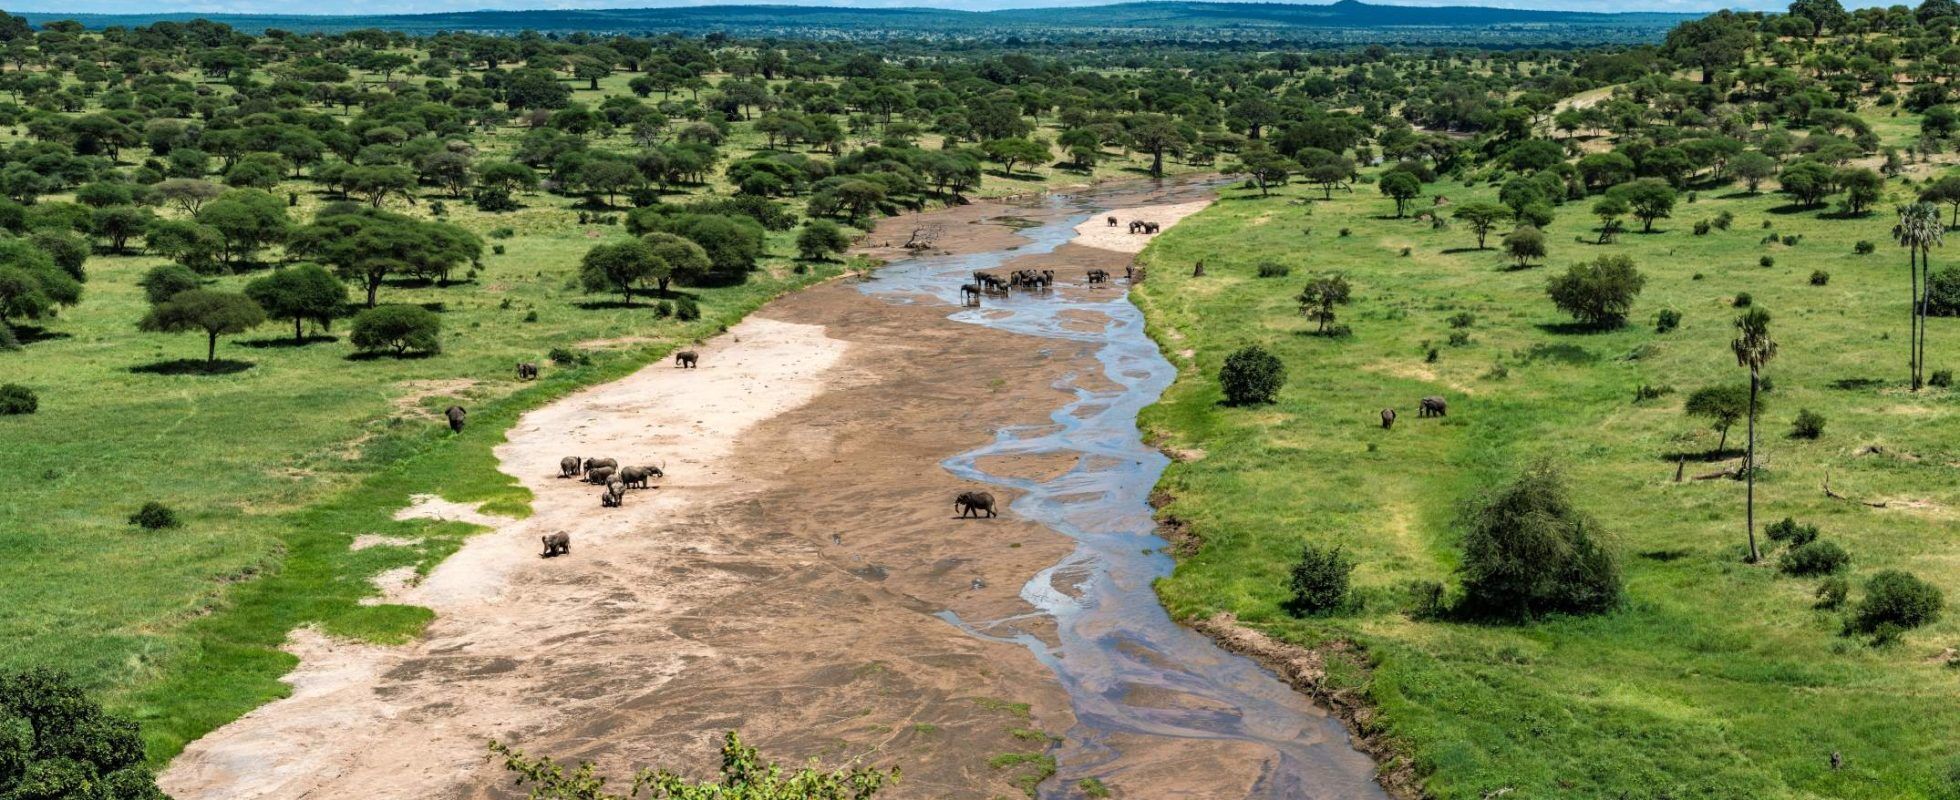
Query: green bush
[[1765, 517, 1819, 547], [0, 669, 165, 799], [1932, 369, 1954, 388], [1257, 261, 1291, 278], [1446, 312, 1476, 328], [1811, 270, 1830, 286], [350, 305, 441, 356], [1693, 219, 1711, 236], [1779, 539, 1850, 576], [1848, 570, 1944, 635], [674, 297, 702, 322], [0, 383, 36, 415], [1219, 345, 1286, 406], [1815, 576, 1850, 610], [1791, 409, 1826, 439], [547, 346, 591, 367], [139, 263, 201, 305], [1733, 292, 1753, 308], [1854, 240, 1876, 255], [1284, 542, 1353, 616], [129, 501, 180, 530], [1456, 462, 1622, 619], [1655, 308, 1681, 333]]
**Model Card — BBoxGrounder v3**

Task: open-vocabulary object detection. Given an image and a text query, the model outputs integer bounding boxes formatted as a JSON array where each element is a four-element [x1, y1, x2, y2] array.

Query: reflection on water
[[859, 183, 1387, 800]]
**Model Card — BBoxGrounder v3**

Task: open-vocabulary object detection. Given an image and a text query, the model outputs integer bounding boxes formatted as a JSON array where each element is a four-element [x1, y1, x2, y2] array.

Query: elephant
[[1106, 216, 1119, 227], [516, 362, 539, 381], [1128, 220, 1144, 234], [675, 350, 698, 368], [560, 456, 583, 478], [540, 532, 571, 558], [619, 464, 663, 489], [1381, 408, 1397, 429], [960, 283, 982, 305], [601, 480, 626, 508], [583, 457, 617, 474], [1144, 222, 1161, 234], [1418, 396, 1448, 418], [1086, 269, 1109, 285], [955, 491, 998, 519], [444, 406, 466, 434], [585, 466, 616, 486]]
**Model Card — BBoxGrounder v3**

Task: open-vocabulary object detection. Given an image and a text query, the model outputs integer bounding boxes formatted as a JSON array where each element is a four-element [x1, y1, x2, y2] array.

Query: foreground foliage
[[489, 731, 898, 800]]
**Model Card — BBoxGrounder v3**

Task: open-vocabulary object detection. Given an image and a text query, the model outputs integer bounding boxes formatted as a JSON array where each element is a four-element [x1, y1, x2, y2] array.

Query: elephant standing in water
[[955, 491, 998, 519]]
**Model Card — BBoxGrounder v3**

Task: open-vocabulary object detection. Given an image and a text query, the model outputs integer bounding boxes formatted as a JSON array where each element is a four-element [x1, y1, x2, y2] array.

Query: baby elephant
[[1418, 396, 1448, 418], [516, 362, 539, 381], [601, 480, 626, 508], [559, 456, 583, 478], [540, 532, 571, 558], [955, 491, 998, 519], [675, 350, 699, 369], [584, 466, 616, 486], [444, 405, 466, 434], [1380, 408, 1397, 429]]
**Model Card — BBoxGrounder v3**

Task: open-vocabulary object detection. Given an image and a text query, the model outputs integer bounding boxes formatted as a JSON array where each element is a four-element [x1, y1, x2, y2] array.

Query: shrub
[[1779, 539, 1850, 576], [0, 383, 36, 415], [1456, 462, 1622, 619], [492, 244, 506, 255], [653, 301, 673, 319], [1848, 570, 1944, 635], [1446, 312, 1476, 328], [1782, 234, 1800, 246], [674, 297, 702, 322], [1791, 409, 1826, 439], [1447, 331, 1472, 347], [1810, 270, 1830, 286], [1257, 262, 1291, 278], [1655, 308, 1681, 333], [1765, 517, 1819, 546], [1425, 346, 1440, 363], [1759, 255, 1775, 268], [1693, 219, 1711, 236], [1403, 579, 1447, 620], [1714, 210, 1735, 229], [547, 347, 590, 366], [1338, 227, 1352, 237], [1284, 542, 1354, 616], [1219, 345, 1286, 406], [1932, 369, 1954, 388], [1633, 383, 1673, 402], [1546, 254, 1645, 328], [1815, 576, 1850, 610], [350, 305, 441, 356], [1855, 240, 1876, 255], [1733, 292, 1753, 308], [139, 263, 202, 305], [130, 501, 180, 530], [487, 226, 516, 239], [0, 668, 163, 796]]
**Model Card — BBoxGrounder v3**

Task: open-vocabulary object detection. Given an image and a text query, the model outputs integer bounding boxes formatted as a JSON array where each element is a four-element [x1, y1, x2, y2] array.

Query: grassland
[[0, 59, 1201, 764], [1136, 170, 1960, 797]]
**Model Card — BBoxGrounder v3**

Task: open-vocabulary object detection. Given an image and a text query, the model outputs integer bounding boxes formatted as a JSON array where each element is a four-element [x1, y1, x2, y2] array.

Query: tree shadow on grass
[[1766, 202, 1824, 216], [1831, 377, 1889, 391], [1659, 448, 1744, 463], [238, 335, 340, 349], [345, 350, 438, 362], [575, 299, 650, 310], [1534, 321, 1621, 337], [1517, 342, 1599, 365], [1440, 246, 1490, 255], [1499, 262, 1540, 272], [130, 359, 254, 375], [10, 325, 71, 345]]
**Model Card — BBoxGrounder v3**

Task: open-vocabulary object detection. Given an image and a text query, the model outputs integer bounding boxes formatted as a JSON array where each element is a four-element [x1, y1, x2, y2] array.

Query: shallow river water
[[859, 184, 1388, 799]]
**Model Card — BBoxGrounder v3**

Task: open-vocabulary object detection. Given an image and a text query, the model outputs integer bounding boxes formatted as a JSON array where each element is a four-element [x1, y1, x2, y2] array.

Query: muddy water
[[860, 184, 1387, 799]]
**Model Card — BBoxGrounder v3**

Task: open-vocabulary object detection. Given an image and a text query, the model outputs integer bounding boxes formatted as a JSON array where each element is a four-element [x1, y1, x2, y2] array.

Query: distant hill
[[13, 1, 1702, 43]]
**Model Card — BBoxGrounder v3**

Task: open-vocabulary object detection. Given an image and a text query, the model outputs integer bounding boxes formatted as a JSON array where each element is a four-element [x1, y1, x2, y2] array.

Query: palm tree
[[1892, 203, 1943, 390], [1732, 308, 1777, 563]]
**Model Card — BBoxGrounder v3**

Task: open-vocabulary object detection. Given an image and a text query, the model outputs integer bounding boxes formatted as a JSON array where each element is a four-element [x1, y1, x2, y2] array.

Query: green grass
[[988, 752, 1058, 798], [1136, 175, 1960, 798]]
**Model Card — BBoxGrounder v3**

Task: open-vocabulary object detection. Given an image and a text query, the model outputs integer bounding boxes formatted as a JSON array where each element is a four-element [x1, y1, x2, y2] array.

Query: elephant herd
[[561, 455, 666, 512], [1379, 396, 1448, 430], [1108, 216, 1160, 235]]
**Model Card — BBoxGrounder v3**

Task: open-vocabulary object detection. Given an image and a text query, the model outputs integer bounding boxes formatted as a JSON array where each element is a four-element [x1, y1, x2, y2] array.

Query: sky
[[4, 0, 1813, 18]]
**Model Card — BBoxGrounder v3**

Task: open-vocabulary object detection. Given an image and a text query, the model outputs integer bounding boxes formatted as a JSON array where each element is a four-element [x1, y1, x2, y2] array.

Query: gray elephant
[[444, 406, 466, 434], [1418, 396, 1448, 418], [955, 491, 998, 519], [540, 532, 571, 557], [560, 456, 583, 478]]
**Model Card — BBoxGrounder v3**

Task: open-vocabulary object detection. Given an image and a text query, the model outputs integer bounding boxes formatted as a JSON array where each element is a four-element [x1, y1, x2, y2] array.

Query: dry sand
[[1071, 199, 1213, 253]]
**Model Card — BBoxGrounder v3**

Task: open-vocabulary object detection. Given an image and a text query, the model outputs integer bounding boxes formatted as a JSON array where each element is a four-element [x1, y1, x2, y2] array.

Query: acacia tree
[[1731, 308, 1777, 563], [290, 206, 482, 307], [1684, 384, 1753, 453], [138, 289, 265, 363], [1452, 202, 1508, 249], [1379, 171, 1422, 218], [1296, 274, 1351, 334], [245, 264, 348, 343], [1546, 254, 1645, 328]]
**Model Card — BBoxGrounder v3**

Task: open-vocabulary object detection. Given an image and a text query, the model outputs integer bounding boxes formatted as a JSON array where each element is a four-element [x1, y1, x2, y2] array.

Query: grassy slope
[[1135, 171, 1960, 797], [0, 62, 1199, 763]]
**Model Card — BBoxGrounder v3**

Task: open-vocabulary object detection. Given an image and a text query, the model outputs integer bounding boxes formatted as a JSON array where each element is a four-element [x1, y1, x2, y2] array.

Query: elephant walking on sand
[[541, 532, 571, 557], [955, 491, 998, 519]]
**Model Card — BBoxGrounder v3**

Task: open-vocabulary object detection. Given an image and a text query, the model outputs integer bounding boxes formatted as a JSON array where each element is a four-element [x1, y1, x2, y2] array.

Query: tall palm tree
[[1732, 308, 1777, 563], [1893, 203, 1943, 390]]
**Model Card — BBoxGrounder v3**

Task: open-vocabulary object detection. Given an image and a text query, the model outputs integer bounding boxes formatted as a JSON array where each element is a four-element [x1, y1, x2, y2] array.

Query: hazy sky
[[7, 0, 1802, 17]]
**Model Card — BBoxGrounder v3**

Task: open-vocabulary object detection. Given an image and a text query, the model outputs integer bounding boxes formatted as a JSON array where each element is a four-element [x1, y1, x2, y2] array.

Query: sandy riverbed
[[161, 183, 1234, 800], [1070, 199, 1214, 254]]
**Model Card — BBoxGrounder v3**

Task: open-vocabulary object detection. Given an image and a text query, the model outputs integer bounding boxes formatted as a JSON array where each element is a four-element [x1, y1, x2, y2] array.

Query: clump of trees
[[1295, 274, 1351, 335], [138, 289, 265, 363], [489, 730, 897, 800], [1454, 462, 1622, 620], [1546, 255, 1644, 328], [1218, 345, 1286, 406], [0, 668, 168, 799], [1846, 570, 1944, 644], [350, 305, 442, 357]]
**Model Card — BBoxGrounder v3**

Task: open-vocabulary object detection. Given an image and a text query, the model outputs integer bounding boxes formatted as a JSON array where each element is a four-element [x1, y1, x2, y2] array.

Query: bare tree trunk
[[1745, 370, 1760, 563], [1919, 247, 1933, 389], [1911, 247, 1922, 389]]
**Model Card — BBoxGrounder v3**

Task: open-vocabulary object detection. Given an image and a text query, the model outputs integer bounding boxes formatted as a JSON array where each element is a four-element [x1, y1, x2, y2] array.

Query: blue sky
[[7, 0, 1795, 17]]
